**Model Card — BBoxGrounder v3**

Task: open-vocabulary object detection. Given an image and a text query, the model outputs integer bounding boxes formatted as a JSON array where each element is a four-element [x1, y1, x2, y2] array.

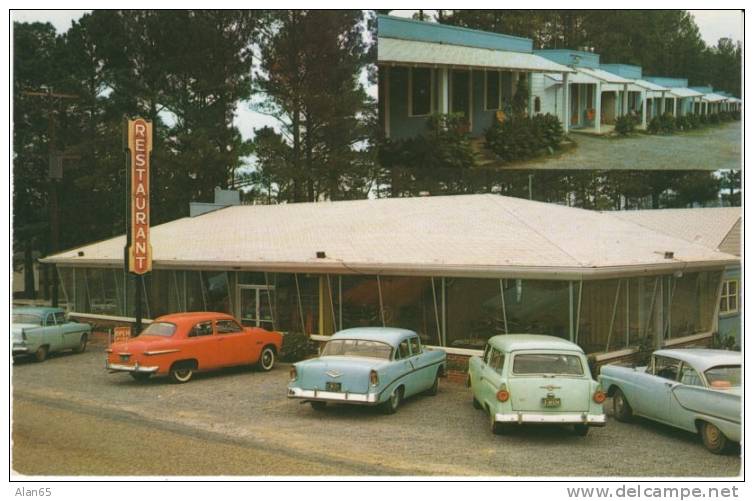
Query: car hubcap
[[705, 425, 720, 445], [263, 350, 273, 368], [176, 369, 191, 380]]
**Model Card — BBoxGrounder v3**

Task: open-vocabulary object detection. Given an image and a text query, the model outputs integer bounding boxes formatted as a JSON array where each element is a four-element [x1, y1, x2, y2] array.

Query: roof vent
[[316, 251, 326, 259], [664, 251, 674, 259], [77, 251, 84, 257]]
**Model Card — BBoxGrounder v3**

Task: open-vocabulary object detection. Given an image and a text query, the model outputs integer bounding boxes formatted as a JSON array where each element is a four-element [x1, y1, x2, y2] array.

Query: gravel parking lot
[[519, 121, 741, 171], [12, 345, 741, 477]]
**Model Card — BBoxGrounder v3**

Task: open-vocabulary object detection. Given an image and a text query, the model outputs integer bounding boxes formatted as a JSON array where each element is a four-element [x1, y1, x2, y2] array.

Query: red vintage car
[[106, 312, 283, 383]]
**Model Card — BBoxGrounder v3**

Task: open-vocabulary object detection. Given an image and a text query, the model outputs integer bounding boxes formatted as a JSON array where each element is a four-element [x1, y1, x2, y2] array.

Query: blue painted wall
[[378, 15, 533, 53], [646, 76, 689, 88], [718, 265, 741, 347], [535, 49, 600, 68], [600, 64, 642, 79], [383, 66, 434, 140]]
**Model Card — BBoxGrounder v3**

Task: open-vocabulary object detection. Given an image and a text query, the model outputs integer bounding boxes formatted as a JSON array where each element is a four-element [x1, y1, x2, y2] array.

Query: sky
[[12, 9, 744, 142]]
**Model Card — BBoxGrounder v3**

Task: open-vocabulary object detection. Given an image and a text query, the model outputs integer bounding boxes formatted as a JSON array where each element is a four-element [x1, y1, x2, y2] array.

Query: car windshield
[[321, 339, 392, 360], [140, 322, 177, 337], [704, 365, 741, 389], [13, 313, 42, 325], [512, 353, 584, 375]]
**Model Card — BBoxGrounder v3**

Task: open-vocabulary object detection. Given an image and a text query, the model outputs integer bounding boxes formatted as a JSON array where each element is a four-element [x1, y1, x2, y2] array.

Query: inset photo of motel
[[11, 9, 742, 479]]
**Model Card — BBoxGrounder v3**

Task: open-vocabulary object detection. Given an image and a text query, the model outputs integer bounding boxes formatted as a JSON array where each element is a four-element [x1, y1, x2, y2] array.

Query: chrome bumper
[[106, 361, 159, 374], [12, 345, 29, 354], [495, 412, 606, 426], [287, 387, 379, 404]]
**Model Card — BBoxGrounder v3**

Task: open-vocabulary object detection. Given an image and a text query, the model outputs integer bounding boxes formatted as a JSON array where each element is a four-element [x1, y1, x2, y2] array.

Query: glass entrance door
[[237, 285, 275, 328]]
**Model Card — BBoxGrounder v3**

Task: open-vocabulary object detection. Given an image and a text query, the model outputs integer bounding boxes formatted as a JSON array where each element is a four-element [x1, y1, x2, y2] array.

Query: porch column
[[641, 89, 647, 129], [660, 91, 666, 115], [561, 72, 570, 134], [439, 67, 449, 114], [595, 81, 602, 134], [622, 84, 629, 116], [672, 97, 677, 116], [527, 73, 534, 117]]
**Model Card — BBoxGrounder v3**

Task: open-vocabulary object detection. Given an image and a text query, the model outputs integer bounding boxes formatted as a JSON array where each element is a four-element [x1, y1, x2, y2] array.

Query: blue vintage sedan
[[288, 327, 446, 413], [12, 306, 92, 362], [600, 349, 741, 454]]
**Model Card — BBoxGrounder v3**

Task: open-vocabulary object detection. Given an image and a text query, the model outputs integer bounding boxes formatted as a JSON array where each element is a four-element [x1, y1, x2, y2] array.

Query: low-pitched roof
[[668, 87, 704, 98], [42, 195, 738, 279], [378, 37, 573, 73], [702, 93, 728, 102], [611, 207, 741, 257]]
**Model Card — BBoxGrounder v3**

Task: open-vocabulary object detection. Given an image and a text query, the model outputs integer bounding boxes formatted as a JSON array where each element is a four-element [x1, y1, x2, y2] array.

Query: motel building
[[376, 15, 575, 140], [41, 194, 741, 372]]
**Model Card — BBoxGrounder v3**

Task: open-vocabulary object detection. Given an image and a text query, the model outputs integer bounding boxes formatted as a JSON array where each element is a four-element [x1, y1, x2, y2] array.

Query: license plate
[[326, 382, 341, 392], [542, 397, 561, 408]]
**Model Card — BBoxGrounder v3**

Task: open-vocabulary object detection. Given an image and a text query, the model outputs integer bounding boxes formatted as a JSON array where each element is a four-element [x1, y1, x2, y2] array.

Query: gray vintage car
[[600, 349, 741, 453], [12, 307, 91, 362]]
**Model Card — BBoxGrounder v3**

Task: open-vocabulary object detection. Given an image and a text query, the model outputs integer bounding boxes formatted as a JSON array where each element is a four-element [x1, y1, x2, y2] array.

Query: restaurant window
[[409, 67, 432, 117], [378, 276, 441, 347], [336, 275, 381, 331], [669, 271, 722, 338], [485, 70, 500, 110], [719, 279, 739, 315]]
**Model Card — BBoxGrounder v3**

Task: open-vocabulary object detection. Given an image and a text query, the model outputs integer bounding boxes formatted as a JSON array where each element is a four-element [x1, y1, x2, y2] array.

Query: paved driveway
[[12, 346, 741, 477], [517, 122, 741, 171]]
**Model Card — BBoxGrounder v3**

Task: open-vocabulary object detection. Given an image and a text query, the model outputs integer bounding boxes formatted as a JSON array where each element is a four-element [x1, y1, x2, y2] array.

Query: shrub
[[648, 112, 676, 135], [532, 113, 564, 152], [614, 114, 638, 135], [485, 113, 565, 163], [279, 332, 318, 362], [709, 112, 721, 124]]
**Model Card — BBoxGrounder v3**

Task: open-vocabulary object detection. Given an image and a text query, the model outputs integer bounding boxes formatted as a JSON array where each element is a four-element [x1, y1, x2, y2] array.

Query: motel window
[[720, 279, 739, 314], [485, 71, 501, 110], [410, 67, 432, 117]]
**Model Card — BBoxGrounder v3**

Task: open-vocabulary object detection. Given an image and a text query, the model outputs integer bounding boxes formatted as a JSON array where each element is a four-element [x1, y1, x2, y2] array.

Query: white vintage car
[[599, 349, 740, 453]]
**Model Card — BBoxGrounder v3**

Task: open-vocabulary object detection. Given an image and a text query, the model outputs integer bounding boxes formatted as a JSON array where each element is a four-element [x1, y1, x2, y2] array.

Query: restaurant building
[[41, 194, 738, 363]]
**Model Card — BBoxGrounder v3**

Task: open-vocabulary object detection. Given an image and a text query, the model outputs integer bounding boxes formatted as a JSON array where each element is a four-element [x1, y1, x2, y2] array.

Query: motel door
[[236, 284, 275, 328], [451, 70, 471, 132]]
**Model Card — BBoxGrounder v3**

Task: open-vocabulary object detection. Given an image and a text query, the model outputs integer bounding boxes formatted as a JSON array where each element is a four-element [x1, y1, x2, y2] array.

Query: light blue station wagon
[[600, 349, 741, 454], [468, 335, 606, 435], [288, 327, 447, 414], [12, 307, 92, 362]]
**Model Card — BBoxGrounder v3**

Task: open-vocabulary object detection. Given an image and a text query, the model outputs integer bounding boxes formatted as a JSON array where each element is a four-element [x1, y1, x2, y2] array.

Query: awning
[[378, 37, 574, 73], [702, 93, 728, 103], [576, 67, 644, 92], [668, 87, 704, 99], [545, 72, 600, 85]]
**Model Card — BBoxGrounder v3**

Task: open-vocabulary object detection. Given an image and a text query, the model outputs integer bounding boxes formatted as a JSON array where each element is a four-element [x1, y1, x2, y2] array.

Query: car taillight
[[593, 390, 606, 404], [369, 370, 379, 386], [289, 366, 297, 382], [496, 389, 510, 402]]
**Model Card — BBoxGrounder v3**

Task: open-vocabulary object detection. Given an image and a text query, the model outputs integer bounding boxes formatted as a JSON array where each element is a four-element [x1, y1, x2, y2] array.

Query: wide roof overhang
[[378, 37, 574, 73]]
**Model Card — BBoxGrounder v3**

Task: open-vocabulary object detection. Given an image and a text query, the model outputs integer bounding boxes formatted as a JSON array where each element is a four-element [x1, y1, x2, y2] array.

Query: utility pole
[[22, 89, 79, 306]]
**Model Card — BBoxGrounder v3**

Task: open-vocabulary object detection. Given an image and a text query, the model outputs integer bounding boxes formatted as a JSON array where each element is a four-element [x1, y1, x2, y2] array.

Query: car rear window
[[704, 365, 740, 389], [141, 322, 176, 337], [512, 353, 584, 376], [321, 339, 392, 360]]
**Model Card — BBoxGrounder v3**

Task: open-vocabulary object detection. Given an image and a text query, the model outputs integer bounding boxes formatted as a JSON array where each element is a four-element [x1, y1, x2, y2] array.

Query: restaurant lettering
[[128, 118, 152, 274]]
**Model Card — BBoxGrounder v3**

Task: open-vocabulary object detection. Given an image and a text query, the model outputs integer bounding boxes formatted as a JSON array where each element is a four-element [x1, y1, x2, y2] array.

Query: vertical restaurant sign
[[128, 118, 153, 274]]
